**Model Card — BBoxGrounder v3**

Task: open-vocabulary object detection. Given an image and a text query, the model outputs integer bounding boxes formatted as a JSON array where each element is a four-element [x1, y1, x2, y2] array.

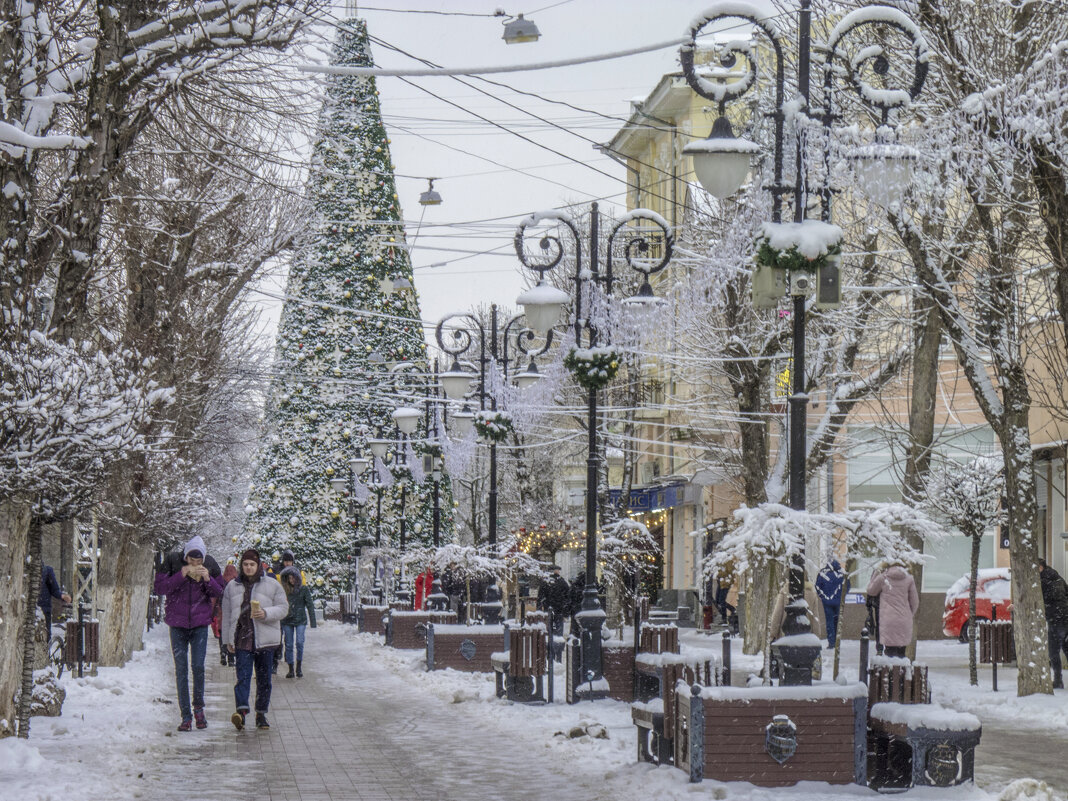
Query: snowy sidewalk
[[3, 624, 1065, 801]]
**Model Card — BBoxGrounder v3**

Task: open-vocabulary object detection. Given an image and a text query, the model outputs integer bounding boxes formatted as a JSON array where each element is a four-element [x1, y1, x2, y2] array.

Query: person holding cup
[[153, 535, 223, 731], [221, 548, 288, 731]]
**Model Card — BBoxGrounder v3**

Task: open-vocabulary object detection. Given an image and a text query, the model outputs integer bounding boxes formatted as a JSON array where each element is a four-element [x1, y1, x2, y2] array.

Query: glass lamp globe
[[514, 360, 541, 390], [440, 362, 475, 400], [516, 281, 570, 336], [392, 406, 421, 435], [368, 438, 390, 460], [329, 477, 348, 494], [451, 409, 475, 437], [350, 456, 370, 475], [683, 117, 760, 199]]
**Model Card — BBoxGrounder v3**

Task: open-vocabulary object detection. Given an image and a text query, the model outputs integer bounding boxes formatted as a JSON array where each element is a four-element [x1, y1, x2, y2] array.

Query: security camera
[[790, 271, 815, 296]]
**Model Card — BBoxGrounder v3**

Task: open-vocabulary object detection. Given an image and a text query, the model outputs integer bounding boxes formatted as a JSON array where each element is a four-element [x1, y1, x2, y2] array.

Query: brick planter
[[358, 605, 388, 636], [386, 610, 456, 649], [676, 683, 867, 787], [426, 624, 505, 672]]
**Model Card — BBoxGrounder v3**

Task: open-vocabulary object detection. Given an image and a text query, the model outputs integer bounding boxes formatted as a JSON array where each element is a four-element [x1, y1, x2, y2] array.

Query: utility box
[[752, 264, 787, 308], [816, 258, 842, 309]]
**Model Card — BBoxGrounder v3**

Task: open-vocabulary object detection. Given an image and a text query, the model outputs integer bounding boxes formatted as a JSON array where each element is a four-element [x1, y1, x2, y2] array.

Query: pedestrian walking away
[[280, 565, 317, 678], [866, 562, 919, 659], [213, 562, 239, 666], [1038, 558, 1068, 689], [537, 564, 569, 659], [272, 550, 305, 673], [153, 535, 223, 731], [816, 559, 849, 649], [38, 564, 71, 635], [222, 548, 288, 731]]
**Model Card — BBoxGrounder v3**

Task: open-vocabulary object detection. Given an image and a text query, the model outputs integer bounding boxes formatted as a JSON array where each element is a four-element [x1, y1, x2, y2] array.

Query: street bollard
[[859, 627, 870, 686], [722, 630, 731, 687]]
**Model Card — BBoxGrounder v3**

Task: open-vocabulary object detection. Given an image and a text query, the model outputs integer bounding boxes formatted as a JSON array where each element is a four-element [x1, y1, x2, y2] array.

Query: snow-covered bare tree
[[924, 455, 1005, 685], [881, 0, 1064, 695]]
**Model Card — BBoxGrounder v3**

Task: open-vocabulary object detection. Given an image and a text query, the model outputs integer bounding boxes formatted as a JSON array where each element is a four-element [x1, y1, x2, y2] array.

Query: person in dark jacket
[[38, 565, 71, 634], [153, 535, 223, 731], [816, 559, 850, 648], [537, 565, 569, 657], [280, 565, 317, 678], [213, 563, 239, 666], [1038, 559, 1068, 689], [568, 570, 587, 637]]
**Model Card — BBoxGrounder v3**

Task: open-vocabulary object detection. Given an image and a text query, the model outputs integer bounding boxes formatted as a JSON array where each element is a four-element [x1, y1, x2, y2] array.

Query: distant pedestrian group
[[156, 538, 320, 732]]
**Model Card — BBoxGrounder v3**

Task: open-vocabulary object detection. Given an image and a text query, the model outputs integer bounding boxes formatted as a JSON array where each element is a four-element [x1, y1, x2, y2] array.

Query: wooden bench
[[867, 659, 930, 708], [358, 605, 388, 635], [426, 624, 505, 673], [865, 657, 981, 789], [385, 610, 456, 649], [492, 624, 548, 703], [633, 653, 718, 766], [339, 593, 358, 624]]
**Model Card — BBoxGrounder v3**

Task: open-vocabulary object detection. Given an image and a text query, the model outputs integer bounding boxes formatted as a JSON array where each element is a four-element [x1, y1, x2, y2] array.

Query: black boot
[[255, 712, 269, 730], [285, 663, 295, 679], [220, 654, 227, 666], [296, 660, 303, 678]]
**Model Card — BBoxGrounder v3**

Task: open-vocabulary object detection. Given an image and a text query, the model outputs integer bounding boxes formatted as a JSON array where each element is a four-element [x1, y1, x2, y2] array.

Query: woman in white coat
[[222, 548, 288, 730]]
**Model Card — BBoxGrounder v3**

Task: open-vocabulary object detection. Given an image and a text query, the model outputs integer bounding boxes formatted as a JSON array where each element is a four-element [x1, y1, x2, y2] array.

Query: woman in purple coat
[[866, 562, 919, 658], [154, 535, 223, 731]]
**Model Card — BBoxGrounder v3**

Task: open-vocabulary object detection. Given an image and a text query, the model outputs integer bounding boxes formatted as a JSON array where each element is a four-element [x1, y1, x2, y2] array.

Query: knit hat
[[240, 548, 261, 565], [281, 550, 295, 562], [183, 535, 207, 561]]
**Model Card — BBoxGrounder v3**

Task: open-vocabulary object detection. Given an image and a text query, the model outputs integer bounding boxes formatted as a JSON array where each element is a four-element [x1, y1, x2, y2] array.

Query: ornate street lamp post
[[679, 0, 927, 684], [514, 202, 672, 696]]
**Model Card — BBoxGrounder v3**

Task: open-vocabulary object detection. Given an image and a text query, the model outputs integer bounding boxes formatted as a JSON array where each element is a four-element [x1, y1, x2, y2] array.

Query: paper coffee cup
[[251, 600, 261, 614]]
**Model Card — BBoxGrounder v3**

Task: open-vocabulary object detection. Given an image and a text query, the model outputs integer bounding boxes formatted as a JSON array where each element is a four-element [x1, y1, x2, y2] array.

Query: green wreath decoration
[[474, 410, 513, 443], [754, 221, 842, 273], [564, 346, 622, 392]]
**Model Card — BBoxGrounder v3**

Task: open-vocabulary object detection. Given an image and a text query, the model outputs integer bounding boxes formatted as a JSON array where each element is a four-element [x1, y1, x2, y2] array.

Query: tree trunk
[[968, 531, 981, 686], [1000, 413, 1051, 695], [17, 517, 42, 737], [0, 499, 31, 737], [743, 570, 771, 656], [902, 290, 943, 660], [95, 535, 154, 666]]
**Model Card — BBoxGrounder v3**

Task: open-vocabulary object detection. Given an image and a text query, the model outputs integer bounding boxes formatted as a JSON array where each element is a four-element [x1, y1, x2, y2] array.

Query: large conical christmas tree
[[242, 17, 452, 594]]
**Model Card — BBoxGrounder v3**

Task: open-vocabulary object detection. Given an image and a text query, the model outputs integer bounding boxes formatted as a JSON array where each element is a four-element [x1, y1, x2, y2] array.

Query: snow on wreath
[[754, 220, 843, 273], [563, 346, 621, 392], [473, 410, 513, 443]]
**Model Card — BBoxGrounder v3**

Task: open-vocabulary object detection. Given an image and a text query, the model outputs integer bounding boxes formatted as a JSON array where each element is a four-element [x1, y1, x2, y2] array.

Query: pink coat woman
[[866, 565, 919, 648]]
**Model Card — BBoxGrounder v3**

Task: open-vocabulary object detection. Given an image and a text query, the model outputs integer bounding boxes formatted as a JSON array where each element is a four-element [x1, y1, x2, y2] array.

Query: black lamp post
[[678, 0, 927, 684], [436, 306, 551, 547], [514, 203, 672, 696]]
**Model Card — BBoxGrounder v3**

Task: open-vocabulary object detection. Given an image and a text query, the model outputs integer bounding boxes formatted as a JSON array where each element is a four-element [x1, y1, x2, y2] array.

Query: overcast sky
[[256, 0, 780, 345]]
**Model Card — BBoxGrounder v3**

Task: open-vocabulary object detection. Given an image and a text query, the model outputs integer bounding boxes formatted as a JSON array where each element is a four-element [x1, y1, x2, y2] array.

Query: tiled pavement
[[144, 632, 601, 801]]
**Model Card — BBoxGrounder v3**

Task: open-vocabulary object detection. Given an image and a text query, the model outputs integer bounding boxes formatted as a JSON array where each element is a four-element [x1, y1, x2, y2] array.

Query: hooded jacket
[[153, 535, 223, 629], [220, 562, 288, 650], [816, 560, 850, 606], [280, 566, 318, 628], [866, 565, 920, 647]]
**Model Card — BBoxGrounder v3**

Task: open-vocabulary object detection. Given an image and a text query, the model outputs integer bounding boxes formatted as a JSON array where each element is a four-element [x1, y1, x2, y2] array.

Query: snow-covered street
[[2, 624, 1064, 801]]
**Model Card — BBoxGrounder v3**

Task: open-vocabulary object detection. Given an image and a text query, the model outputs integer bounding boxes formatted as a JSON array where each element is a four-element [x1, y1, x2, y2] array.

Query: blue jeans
[[823, 602, 841, 648], [282, 624, 307, 664], [169, 625, 208, 721], [234, 648, 275, 713]]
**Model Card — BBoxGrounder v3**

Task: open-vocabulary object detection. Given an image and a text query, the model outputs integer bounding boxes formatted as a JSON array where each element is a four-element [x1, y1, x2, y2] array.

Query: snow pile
[[871, 701, 981, 732], [998, 779, 1065, 801]]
